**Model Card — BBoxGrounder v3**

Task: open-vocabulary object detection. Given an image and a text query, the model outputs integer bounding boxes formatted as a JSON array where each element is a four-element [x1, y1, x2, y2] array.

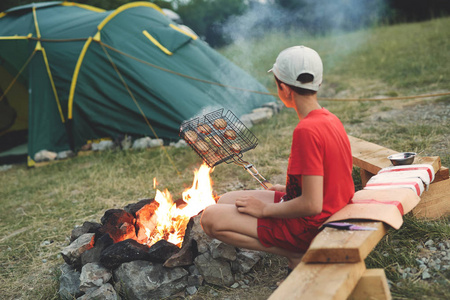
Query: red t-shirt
[[285, 108, 354, 226]]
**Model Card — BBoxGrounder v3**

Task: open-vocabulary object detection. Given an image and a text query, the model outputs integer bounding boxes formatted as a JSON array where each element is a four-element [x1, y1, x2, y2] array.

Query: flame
[[145, 164, 216, 247]]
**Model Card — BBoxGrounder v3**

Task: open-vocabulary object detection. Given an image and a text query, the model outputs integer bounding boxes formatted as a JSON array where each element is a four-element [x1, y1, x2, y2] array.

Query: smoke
[[223, 0, 387, 40], [220, 0, 388, 70]]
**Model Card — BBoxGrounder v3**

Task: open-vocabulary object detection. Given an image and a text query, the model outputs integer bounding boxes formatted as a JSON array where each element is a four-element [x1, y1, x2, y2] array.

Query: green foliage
[[175, 0, 247, 47]]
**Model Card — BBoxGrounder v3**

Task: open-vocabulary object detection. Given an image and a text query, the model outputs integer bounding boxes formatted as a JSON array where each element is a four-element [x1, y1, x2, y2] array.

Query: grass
[[1, 17, 450, 299]]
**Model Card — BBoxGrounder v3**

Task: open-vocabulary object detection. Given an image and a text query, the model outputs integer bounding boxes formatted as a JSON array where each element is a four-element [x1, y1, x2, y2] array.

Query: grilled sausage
[[213, 118, 227, 130]]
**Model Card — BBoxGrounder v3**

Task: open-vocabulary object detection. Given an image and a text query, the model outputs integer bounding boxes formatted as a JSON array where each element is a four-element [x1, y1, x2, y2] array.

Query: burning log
[[98, 209, 137, 243], [134, 199, 159, 243]]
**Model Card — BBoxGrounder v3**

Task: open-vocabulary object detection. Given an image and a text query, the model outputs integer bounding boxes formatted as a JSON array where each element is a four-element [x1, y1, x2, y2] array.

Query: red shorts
[[257, 191, 320, 253]]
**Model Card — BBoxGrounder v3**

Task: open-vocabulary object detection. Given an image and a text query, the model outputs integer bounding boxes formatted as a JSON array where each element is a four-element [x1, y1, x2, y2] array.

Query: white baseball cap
[[268, 46, 323, 91]]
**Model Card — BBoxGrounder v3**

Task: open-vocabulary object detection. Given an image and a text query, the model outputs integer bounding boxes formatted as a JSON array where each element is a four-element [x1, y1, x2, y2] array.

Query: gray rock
[[194, 252, 234, 287], [148, 138, 163, 148], [132, 137, 152, 150], [34, 149, 57, 162], [71, 222, 102, 243], [79, 263, 112, 292], [425, 239, 434, 247], [239, 114, 253, 129], [57, 150, 75, 160], [243, 110, 272, 126], [59, 263, 82, 300], [61, 233, 95, 267], [186, 286, 198, 295], [251, 107, 274, 123], [92, 141, 113, 151], [262, 101, 284, 114], [234, 250, 262, 274], [113, 260, 188, 300], [169, 139, 187, 148], [187, 274, 204, 287], [189, 215, 214, 254], [422, 270, 432, 279], [188, 265, 200, 275], [77, 283, 119, 300], [210, 239, 237, 261]]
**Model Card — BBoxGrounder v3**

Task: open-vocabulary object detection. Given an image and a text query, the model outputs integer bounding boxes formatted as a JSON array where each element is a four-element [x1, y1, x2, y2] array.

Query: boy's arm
[[235, 175, 323, 218]]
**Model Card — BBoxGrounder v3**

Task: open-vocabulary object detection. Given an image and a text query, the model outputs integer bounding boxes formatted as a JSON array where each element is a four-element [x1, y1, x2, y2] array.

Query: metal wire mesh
[[179, 109, 258, 167]]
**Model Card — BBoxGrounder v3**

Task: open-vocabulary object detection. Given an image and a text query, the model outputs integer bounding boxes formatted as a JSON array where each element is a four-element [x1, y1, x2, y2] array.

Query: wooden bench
[[270, 135, 449, 299]]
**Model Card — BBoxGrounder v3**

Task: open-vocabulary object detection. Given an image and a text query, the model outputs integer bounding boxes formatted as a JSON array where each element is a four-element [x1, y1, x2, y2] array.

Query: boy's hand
[[235, 196, 267, 218], [268, 184, 286, 193]]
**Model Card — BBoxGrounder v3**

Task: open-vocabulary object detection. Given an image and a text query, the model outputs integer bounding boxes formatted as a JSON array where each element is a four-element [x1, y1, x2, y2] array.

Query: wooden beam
[[348, 136, 396, 175], [348, 135, 442, 175], [412, 178, 450, 219], [269, 261, 366, 300], [302, 222, 388, 263], [434, 166, 449, 183], [359, 168, 374, 187], [348, 269, 392, 300]]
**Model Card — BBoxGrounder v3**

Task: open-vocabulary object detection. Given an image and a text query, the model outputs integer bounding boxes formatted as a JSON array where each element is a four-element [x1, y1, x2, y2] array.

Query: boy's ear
[[280, 82, 291, 97]]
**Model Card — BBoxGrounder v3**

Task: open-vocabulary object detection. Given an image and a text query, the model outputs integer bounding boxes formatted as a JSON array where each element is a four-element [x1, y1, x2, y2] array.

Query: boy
[[201, 46, 354, 271]]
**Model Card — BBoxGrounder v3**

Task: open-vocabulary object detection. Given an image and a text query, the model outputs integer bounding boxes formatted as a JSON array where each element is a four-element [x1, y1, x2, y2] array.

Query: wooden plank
[[412, 178, 450, 219], [348, 269, 392, 300], [302, 222, 388, 263], [348, 136, 397, 174], [348, 136, 442, 175], [269, 261, 366, 300]]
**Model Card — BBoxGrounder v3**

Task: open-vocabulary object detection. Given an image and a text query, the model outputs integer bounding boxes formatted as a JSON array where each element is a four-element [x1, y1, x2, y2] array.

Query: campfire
[[59, 164, 262, 299], [137, 163, 216, 248]]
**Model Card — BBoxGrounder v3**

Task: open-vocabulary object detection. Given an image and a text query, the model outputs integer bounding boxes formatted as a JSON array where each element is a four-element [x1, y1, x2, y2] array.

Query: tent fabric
[[0, 1, 274, 166]]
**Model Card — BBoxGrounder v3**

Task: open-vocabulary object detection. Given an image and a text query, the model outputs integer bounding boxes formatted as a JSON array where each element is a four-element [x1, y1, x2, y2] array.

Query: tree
[[174, 0, 248, 47]]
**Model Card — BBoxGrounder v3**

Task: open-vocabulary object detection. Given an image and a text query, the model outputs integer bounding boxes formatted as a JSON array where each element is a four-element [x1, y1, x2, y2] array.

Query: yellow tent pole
[[31, 5, 65, 122], [169, 24, 198, 40], [32, 6, 41, 39], [142, 30, 172, 55], [41, 47, 65, 122], [0, 36, 29, 40], [61, 1, 106, 13], [68, 37, 93, 119], [97, 2, 163, 31]]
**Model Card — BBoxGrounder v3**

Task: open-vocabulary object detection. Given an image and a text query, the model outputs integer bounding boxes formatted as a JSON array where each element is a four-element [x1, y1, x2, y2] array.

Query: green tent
[[0, 1, 274, 167]]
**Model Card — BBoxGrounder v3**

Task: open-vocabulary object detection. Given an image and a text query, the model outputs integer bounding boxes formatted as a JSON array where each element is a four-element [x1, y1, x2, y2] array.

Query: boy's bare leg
[[201, 203, 303, 269], [217, 190, 275, 205]]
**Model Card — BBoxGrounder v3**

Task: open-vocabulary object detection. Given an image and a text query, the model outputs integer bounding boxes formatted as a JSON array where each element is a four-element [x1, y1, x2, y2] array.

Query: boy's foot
[[287, 253, 304, 270]]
